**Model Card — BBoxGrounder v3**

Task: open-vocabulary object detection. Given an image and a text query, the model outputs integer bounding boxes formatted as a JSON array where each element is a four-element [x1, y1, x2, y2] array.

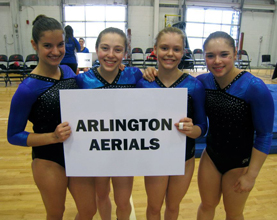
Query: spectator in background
[[77, 37, 90, 74], [79, 37, 89, 53], [61, 25, 80, 74]]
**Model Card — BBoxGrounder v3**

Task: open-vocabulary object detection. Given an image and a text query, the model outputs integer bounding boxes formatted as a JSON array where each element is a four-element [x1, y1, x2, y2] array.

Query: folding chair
[[24, 54, 39, 74], [236, 50, 251, 71], [0, 54, 9, 86], [122, 55, 132, 67], [144, 48, 157, 68], [131, 47, 145, 69], [6, 54, 26, 83], [258, 54, 276, 77], [178, 48, 194, 71], [192, 49, 206, 72]]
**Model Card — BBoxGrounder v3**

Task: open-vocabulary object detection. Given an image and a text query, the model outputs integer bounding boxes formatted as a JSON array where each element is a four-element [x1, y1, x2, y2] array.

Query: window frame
[[185, 7, 240, 51], [62, 4, 127, 52]]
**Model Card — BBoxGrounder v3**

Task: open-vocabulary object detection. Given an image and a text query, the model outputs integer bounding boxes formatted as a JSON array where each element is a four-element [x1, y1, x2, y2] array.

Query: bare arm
[[26, 122, 71, 147], [143, 67, 158, 82], [234, 148, 267, 193]]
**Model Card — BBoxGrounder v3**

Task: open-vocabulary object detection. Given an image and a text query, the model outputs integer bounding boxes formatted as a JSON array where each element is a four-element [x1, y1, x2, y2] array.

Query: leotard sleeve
[[7, 83, 38, 146], [245, 78, 274, 154], [133, 67, 143, 83], [190, 79, 207, 137]]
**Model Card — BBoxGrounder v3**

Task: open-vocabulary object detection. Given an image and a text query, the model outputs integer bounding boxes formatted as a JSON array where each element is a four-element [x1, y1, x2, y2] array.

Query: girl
[[76, 27, 143, 220], [61, 25, 81, 74], [7, 15, 96, 220], [137, 27, 207, 220], [77, 37, 90, 74], [79, 37, 90, 53], [196, 31, 274, 220]]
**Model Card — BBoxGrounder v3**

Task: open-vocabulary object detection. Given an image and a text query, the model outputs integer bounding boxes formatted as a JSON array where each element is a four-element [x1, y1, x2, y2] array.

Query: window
[[185, 8, 240, 51], [64, 5, 127, 52]]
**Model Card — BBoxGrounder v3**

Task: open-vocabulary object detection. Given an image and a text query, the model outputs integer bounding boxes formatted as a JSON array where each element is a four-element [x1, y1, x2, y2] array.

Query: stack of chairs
[[6, 54, 26, 85], [0, 55, 9, 86], [131, 47, 145, 69], [0, 54, 39, 86]]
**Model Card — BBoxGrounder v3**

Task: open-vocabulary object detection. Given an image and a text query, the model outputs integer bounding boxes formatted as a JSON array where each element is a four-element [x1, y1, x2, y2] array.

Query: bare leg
[[197, 150, 222, 220], [144, 176, 169, 220], [222, 167, 249, 220], [95, 177, 112, 220], [69, 177, 97, 220], [112, 176, 134, 220], [164, 157, 195, 220], [32, 159, 68, 220]]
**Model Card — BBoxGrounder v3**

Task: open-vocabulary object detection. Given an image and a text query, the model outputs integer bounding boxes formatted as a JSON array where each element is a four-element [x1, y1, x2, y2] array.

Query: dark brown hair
[[203, 31, 236, 53], [95, 27, 127, 52], [32, 15, 64, 44]]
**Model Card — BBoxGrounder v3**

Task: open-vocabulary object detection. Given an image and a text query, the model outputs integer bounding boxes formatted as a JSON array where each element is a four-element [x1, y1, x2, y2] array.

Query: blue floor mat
[[267, 84, 277, 134]]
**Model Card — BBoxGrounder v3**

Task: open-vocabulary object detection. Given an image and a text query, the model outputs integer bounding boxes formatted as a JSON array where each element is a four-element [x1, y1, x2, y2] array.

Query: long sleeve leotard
[[197, 71, 274, 172], [76, 66, 143, 89], [7, 65, 79, 167]]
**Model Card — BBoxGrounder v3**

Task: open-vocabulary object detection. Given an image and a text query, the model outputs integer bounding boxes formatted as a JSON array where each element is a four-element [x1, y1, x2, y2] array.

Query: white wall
[[0, 6, 13, 56], [19, 6, 61, 57], [241, 11, 274, 67], [128, 4, 180, 52], [0, 0, 277, 68], [128, 6, 154, 52]]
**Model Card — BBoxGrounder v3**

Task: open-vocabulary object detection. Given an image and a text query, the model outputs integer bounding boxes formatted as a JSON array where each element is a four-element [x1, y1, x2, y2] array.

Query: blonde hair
[[154, 27, 186, 48]]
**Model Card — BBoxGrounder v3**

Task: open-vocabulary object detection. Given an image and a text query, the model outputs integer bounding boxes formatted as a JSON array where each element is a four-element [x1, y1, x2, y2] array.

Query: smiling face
[[154, 32, 184, 72], [96, 32, 126, 74], [204, 37, 237, 79], [79, 39, 85, 48], [31, 29, 65, 67]]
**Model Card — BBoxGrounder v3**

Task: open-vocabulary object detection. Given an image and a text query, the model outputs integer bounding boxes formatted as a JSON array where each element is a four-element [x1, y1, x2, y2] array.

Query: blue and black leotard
[[76, 66, 143, 89], [137, 73, 207, 161], [197, 71, 274, 174], [7, 65, 79, 168]]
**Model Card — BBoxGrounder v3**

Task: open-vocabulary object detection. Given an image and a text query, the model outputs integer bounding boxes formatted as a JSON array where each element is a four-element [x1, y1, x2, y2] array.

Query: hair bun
[[32, 14, 47, 25]]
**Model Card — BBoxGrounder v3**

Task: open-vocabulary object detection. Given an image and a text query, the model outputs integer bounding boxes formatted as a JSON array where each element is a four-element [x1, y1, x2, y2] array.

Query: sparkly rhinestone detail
[[205, 77, 254, 158], [214, 71, 245, 91], [92, 67, 136, 89], [28, 76, 79, 133]]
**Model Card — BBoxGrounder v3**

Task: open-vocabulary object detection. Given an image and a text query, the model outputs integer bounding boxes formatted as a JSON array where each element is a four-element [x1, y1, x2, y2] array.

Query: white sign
[[77, 52, 93, 68], [60, 88, 187, 177]]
